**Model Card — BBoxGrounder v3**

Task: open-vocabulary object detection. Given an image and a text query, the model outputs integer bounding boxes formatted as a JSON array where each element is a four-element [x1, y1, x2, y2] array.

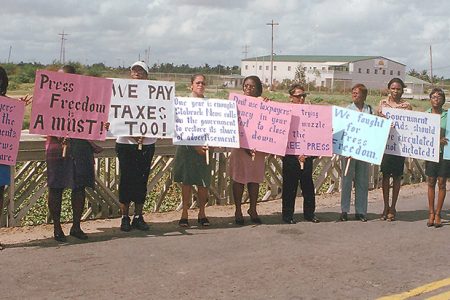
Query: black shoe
[[339, 212, 348, 222], [178, 218, 189, 227], [120, 216, 132, 232], [355, 214, 368, 222], [235, 218, 245, 226], [283, 218, 297, 224], [70, 228, 88, 240], [198, 217, 210, 227], [305, 215, 320, 223], [132, 215, 150, 231], [54, 231, 67, 242], [247, 209, 262, 224]]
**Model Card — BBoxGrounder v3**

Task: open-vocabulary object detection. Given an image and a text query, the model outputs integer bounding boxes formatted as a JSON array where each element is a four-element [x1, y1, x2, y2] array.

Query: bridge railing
[[0, 134, 426, 227]]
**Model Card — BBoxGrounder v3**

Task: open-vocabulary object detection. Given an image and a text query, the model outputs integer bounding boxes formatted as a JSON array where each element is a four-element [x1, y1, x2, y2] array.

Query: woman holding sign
[[116, 61, 156, 232], [377, 78, 412, 221], [424, 88, 449, 228], [0, 66, 31, 249], [229, 76, 266, 225], [173, 74, 212, 227], [339, 84, 372, 222], [281, 84, 319, 224], [46, 65, 100, 242]]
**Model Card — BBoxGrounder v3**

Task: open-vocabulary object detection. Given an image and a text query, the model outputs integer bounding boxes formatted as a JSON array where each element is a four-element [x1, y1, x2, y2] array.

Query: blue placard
[[444, 113, 450, 160], [332, 106, 392, 165]]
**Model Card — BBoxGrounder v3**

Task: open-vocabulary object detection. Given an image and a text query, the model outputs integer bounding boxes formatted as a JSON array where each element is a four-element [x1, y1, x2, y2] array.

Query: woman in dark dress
[[46, 65, 96, 242]]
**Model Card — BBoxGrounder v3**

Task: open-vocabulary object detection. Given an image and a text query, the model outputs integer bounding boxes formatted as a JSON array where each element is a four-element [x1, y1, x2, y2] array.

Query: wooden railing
[[0, 134, 426, 227]]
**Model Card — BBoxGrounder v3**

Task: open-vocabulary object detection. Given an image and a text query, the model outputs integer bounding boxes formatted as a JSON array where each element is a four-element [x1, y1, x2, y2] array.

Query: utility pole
[[242, 44, 250, 58], [429, 45, 434, 86], [58, 30, 69, 64], [7, 45, 12, 63], [266, 19, 279, 91]]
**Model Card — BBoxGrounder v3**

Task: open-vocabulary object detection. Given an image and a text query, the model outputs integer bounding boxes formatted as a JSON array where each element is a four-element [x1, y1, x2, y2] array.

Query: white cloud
[[2, 0, 450, 77]]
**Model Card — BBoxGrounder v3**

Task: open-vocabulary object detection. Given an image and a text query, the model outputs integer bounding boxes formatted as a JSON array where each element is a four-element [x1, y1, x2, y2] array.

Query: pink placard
[[30, 70, 112, 140], [285, 104, 333, 156], [230, 93, 292, 156], [0, 96, 25, 165]]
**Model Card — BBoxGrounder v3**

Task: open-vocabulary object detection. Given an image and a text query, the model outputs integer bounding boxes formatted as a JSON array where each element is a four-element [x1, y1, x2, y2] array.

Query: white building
[[241, 55, 406, 90]]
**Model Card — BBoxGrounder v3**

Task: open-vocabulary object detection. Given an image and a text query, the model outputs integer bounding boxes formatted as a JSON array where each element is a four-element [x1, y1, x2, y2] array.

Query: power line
[[58, 29, 69, 64], [266, 19, 279, 91], [242, 44, 250, 58]]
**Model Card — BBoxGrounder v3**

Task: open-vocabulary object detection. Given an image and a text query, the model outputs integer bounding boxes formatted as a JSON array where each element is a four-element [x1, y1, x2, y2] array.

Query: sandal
[[380, 208, 389, 220], [387, 208, 396, 222], [198, 217, 210, 227], [427, 213, 435, 227], [434, 213, 443, 228], [178, 218, 189, 227]]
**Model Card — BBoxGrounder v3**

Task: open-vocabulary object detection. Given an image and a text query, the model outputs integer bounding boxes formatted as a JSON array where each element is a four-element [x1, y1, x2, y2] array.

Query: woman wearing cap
[[115, 61, 156, 232], [228, 75, 266, 225], [173, 74, 211, 227], [424, 88, 449, 228], [377, 77, 412, 221]]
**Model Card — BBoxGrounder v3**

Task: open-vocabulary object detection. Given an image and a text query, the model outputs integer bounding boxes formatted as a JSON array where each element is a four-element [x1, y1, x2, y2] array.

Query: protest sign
[[230, 93, 292, 156], [173, 97, 239, 148], [30, 70, 112, 140], [383, 108, 440, 162], [0, 96, 25, 165], [333, 106, 391, 165], [285, 104, 332, 156], [444, 114, 450, 160], [109, 78, 174, 138]]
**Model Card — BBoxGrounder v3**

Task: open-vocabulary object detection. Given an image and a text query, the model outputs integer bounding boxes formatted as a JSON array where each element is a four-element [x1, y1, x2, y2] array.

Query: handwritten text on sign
[[173, 97, 239, 148], [30, 70, 112, 140], [286, 104, 332, 156], [230, 93, 292, 156], [383, 108, 440, 162], [332, 106, 391, 165], [0, 96, 25, 165], [109, 78, 174, 138]]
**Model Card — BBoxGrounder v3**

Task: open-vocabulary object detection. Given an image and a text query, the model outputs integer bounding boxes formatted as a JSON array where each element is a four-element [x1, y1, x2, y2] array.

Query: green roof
[[242, 55, 405, 65], [405, 74, 431, 85]]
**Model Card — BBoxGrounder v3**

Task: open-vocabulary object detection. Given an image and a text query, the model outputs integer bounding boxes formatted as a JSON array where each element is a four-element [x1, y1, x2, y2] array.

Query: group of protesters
[[0, 61, 448, 247]]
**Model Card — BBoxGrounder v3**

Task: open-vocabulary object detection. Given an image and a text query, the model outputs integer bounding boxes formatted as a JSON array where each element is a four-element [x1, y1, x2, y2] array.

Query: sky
[[2, 0, 450, 77]]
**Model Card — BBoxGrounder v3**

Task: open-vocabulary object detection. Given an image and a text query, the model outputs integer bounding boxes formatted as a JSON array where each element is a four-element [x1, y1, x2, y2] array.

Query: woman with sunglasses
[[281, 84, 319, 224], [173, 74, 212, 227]]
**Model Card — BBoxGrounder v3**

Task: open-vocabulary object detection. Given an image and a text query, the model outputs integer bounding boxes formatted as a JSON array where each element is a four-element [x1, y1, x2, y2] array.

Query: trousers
[[340, 158, 369, 215], [282, 155, 316, 219]]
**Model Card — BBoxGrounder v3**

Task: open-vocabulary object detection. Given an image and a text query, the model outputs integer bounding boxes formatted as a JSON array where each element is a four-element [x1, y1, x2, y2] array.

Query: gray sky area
[[2, 0, 450, 77]]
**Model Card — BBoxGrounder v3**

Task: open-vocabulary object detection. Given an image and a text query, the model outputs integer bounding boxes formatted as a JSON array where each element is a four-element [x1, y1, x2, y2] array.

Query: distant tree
[[407, 69, 444, 84], [294, 64, 306, 86]]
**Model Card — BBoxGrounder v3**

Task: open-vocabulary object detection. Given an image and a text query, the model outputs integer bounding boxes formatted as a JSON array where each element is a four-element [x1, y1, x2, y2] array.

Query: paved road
[[1, 183, 450, 299]]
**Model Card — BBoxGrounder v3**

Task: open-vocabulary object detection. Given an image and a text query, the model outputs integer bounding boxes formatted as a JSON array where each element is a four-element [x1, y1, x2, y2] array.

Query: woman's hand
[[440, 137, 448, 146], [297, 155, 307, 163], [195, 145, 208, 156], [19, 94, 32, 105], [245, 148, 256, 158]]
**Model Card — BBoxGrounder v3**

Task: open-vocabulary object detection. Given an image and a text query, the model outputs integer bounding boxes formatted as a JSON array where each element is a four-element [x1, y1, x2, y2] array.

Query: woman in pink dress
[[229, 76, 266, 225]]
